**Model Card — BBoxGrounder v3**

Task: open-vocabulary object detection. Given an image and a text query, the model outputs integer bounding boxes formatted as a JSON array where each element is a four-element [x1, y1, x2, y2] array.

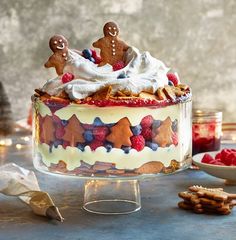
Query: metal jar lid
[[193, 109, 222, 122]]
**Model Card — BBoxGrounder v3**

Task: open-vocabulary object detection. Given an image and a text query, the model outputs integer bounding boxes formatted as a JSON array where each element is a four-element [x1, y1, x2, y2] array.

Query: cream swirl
[[42, 47, 169, 100]]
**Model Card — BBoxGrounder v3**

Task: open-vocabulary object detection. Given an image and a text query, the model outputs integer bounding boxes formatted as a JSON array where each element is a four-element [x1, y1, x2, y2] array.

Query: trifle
[[32, 22, 192, 177]]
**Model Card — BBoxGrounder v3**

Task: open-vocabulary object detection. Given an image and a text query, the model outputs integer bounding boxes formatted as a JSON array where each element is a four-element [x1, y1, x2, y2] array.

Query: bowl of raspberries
[[192, 149, 236, 184]]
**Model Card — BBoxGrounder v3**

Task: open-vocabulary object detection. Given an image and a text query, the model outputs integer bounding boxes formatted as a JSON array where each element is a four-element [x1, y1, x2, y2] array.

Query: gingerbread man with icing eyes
[[44, 35, 69, 75], [92, 22, 129, 66]]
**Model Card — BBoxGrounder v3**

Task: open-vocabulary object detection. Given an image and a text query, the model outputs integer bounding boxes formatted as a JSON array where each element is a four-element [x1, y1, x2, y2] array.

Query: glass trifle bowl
[[32, 22, 193, 214], [32, 96, 192, 214]]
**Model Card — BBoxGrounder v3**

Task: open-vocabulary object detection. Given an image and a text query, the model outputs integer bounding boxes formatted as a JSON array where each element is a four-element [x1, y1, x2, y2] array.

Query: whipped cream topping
[[42, 47, 169, 100]]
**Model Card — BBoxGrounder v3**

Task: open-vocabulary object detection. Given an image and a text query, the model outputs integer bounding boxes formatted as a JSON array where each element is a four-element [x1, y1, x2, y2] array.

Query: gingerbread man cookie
[[44, 35, 69, 75], [92, 22, 129, 66]]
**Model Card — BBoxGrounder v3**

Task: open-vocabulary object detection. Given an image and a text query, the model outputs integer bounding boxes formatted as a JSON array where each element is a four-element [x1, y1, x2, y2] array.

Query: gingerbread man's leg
[[98, 61, 107, 67]]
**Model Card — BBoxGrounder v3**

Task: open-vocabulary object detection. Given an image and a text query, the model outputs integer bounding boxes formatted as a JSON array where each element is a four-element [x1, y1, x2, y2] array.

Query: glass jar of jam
[[192, 109, 222, 155]]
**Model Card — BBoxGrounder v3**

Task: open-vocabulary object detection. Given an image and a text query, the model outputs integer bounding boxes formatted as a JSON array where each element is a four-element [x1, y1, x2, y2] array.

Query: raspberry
[[91, 50, 102, 64], [52, 114, 61, 123], [215, 152, 222, 161], [231, 157, 236, 166], [61, 72, 74, 84], [113, 61, 125, 71], [201, 154, 214, 164], [131, 135, 145, 152], [167, 73, 178, 86], [62, 141, 70, 149], [140, 115, 154, 128], [93, 127, 109, 141], [89, 140, 103, 151], [220, 149, 232, 162], [172, 132, 178, 146], [213, 161, 225, 166], [141, 127, 152, 140], [223, 152, 236, 166]]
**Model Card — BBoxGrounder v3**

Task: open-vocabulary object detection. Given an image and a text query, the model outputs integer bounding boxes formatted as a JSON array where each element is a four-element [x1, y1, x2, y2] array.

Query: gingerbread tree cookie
[[106, 117, 133, 148], [62, 115, 85, 147], [40, 115, 55, 145], [44, 35, 69, 75], [153, 117, 173, 147], [92, 21, 129, 66]]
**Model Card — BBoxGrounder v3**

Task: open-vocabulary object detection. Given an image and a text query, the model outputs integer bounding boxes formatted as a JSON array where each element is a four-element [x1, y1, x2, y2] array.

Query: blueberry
[[122, 146, 131, 154], [117, 73, 127, 79], [82, 49, 92, 59], [146, 141, 158, 151], [168, 80, 174, 86], [61, 120, 68, 126], [107, 123, 115, 128], [90, 57, 95, 63], [54, 139, 63, 148], [172, 119, 178, 132], [104, 143, 113, 152], [84, 130, 94, 142], [131, 125, 142, 136], [93, 117, 104, 126], [77, 143, 85, 152], [152, 120, 162, 129]]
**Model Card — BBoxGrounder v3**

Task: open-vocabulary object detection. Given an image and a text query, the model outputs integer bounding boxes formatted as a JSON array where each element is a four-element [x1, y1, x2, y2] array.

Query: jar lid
[[193, 109, 222, 120]]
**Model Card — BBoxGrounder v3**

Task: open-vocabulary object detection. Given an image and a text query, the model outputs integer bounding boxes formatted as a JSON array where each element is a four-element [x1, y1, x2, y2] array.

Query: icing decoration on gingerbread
[[44, 35, 69, 76], [92, 21, 129, 67]]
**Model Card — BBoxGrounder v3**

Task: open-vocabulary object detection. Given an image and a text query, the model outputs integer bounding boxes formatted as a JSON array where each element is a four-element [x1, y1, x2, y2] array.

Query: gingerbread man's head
[[103, 22, 119, 37], [49, 35, 68, 53]]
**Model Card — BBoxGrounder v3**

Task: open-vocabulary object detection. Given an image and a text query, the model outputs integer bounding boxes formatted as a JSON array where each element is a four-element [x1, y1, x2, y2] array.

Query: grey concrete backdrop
[[0, 0, 235, 121]]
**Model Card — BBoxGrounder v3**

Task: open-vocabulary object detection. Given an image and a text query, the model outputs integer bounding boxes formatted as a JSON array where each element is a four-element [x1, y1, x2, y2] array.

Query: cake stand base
[[83, 179, 141, 215]]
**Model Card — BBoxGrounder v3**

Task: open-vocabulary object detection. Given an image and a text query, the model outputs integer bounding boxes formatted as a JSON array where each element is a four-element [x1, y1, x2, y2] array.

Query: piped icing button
[[111, 40, 115, 43]]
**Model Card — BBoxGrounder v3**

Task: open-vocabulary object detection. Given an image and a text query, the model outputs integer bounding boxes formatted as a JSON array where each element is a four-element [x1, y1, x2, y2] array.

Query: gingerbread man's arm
[[44, 54, 65, 76], [44, 55, 54, 68], [120, 40, 130, 51], [92, 38, 103, 48]]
